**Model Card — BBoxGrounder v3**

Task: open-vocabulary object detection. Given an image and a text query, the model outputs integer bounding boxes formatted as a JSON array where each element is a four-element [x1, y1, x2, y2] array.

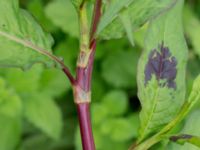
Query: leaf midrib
[[139, 86, 160, 142], [0, 30, 63, 67]]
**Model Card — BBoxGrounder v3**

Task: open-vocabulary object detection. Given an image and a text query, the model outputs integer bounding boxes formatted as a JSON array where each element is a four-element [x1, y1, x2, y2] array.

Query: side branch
[[0, 31, 76, 85]]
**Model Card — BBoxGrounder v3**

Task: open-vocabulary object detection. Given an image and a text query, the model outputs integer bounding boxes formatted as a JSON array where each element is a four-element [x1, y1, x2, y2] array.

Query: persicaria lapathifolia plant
[[1, 0, 200, 150]]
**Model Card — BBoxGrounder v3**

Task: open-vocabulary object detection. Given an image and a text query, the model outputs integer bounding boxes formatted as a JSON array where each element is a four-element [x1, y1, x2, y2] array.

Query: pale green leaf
[[0, 77, 22, 118], [0, 0, 56, 70], [137, 0, 188, 141], [0, 114, 21, 150], [24, 93, 63, 140], [45, 0, 79, 37]]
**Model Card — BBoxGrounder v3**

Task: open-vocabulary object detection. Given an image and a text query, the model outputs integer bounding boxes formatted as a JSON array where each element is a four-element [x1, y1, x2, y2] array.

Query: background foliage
[[0, 0, 200, 149]]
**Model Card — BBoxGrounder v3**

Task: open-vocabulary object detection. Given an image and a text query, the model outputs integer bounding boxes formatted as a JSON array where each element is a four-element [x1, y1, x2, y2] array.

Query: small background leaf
[[101, 47, 140, 88], [24, 93, 63, 140], [101, 90, 128, 116], [0, 114, 21, 150], [45, 0, 79, 37]]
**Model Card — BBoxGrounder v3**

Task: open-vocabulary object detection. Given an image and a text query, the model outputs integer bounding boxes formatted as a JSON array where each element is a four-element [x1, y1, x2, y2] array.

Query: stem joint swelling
[[73, 85, 91, 104]]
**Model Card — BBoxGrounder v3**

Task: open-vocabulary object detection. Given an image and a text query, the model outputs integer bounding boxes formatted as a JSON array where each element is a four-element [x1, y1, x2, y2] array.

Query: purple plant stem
[[75, 0, 102, 149], [62, 67, 76, 85], [76, 103, 95, 150], [76, 40, 96, 91]]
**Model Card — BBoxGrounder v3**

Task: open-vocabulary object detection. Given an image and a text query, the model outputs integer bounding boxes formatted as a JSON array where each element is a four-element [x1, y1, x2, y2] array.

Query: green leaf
[[27, 0, 56, 31], [98, 0, 175, 40], [183, 5, 200, 58], [0, 77, 22, 118], [169, 110, 200, 150], [70, 0, 83, 10], [128, 113, 140, 138], [45, 0, 79, 37], [0, 0, 56, 70], [101, 90, 128, 116], [119, 10, 134, 46], [0, 114, 21, 150], [100, 118, 135, 141], [24, 93, 63, 140], [170, 134, 200, 147], [187, 75, 200, 105], [102, 48, 139, 88], [97, 0, 134, 35], [91, 103, 108, 125], [39, 68, 70, 98], [137, 0, 188, 141], [4, 64, 43, 94]]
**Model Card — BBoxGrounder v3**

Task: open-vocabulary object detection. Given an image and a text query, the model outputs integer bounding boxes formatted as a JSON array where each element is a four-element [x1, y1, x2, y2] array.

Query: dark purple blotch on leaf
[[170, 134, 193, 142], [144, 42, 177, 89]]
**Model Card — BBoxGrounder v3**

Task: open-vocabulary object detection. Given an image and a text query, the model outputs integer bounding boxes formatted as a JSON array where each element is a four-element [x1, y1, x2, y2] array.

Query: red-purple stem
[[77, 103, 95, 150], [62, 68, 76, 85], [76, 40, 96, 91], [62, 1, 102, 150]]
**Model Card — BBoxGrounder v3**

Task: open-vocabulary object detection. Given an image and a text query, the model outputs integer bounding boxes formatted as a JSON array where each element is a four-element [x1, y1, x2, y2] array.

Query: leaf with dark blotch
[[170, 134, 200, 147], [144, 43, 177, 89]]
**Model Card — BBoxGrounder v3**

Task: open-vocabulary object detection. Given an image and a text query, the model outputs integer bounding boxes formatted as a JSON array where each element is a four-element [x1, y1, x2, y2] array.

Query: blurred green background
[[0, 0, 200, 150]]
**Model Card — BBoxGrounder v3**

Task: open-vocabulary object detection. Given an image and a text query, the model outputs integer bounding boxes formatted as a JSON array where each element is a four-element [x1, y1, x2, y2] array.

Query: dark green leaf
[[102, 48, 139, 88]]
